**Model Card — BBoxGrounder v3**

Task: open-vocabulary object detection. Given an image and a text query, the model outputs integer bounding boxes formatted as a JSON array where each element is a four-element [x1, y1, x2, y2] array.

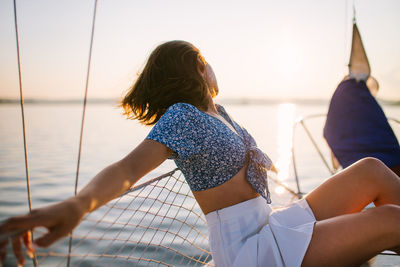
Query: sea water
[[0, 102, 399, 266]]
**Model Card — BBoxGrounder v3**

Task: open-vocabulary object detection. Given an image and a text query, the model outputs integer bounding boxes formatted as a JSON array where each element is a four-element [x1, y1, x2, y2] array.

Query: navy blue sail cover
[[324, 79, 400, 168]]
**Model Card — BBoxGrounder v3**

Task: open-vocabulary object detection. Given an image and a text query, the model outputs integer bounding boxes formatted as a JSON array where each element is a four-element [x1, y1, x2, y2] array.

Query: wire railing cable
[[67, 1, 99, 266], [12, 0, 38, 266]]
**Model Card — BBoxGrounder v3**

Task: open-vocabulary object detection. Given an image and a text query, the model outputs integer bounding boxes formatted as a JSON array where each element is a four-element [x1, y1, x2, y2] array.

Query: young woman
[[1, 40, 400, 267]]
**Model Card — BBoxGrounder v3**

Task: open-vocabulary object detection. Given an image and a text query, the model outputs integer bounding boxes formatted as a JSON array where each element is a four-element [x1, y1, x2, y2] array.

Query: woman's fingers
[[0, 207, 60, 241], [0, 198, 85, 264], [0, 214, 33, 266], [11, 236, 25, 266], [0, 212, 40, 234], [0, 210, 46, 265], [23, 231, 34, 259], [0, 239, 8, 264]]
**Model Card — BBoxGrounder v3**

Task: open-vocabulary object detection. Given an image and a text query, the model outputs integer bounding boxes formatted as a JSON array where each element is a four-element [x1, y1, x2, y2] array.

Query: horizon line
[[0, 97, 399, 106]]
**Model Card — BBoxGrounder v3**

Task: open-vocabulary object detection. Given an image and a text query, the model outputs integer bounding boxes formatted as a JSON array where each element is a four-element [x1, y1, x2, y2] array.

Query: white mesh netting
[[28, 168, 296, 267]]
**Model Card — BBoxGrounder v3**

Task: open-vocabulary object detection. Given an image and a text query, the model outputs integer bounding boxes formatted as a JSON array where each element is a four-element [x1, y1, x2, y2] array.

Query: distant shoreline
[[0, 98, 399, 106]]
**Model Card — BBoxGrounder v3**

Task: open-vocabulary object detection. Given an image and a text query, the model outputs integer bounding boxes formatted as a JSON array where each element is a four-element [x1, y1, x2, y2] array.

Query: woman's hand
[[0, 197, 86, 266], [0, 140, 170, 265]]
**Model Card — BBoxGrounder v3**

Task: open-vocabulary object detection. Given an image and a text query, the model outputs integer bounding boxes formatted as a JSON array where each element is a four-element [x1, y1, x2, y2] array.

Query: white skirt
[[205, 196, 316, 267]]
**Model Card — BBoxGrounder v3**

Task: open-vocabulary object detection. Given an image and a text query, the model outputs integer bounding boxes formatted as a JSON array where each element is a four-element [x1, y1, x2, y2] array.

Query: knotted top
[[146, 102, 273, 203]]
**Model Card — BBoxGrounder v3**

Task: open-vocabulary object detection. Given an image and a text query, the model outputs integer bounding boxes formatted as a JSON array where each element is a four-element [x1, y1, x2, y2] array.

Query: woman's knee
[[354, 157, 389, 180], [369, 204, 400, 230], [356, 157, 385, 170]]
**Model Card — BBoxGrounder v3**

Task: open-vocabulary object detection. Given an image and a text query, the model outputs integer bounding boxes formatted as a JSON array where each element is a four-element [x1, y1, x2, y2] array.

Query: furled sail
[[348, 23, 370, 81], [324, 22, 400, 170]]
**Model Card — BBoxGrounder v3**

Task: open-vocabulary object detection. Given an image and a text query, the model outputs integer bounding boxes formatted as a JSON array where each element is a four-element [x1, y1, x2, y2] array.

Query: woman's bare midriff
[[192, 164, 260, 215]]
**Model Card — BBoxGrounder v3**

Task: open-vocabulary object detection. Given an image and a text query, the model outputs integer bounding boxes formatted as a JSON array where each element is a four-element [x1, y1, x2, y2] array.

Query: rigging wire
[[67, 0, 99, 266], [74, 0, 99, 197], [344, 0, 348, 67], [345, 0, 357, 68], [12, 0, 38, 266]]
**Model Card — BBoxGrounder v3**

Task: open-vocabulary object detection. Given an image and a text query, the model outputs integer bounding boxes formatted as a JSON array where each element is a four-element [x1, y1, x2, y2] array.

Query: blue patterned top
[[146, 103, 273, 203]]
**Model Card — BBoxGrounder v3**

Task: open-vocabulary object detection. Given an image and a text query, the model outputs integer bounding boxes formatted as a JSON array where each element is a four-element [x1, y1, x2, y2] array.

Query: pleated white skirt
[[205, 196, 316, 267]]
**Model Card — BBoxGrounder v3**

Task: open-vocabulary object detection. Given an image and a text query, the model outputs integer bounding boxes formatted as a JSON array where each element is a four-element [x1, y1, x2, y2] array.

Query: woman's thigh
[[301, 205, 400, 267], [305, 157, 400, 221]]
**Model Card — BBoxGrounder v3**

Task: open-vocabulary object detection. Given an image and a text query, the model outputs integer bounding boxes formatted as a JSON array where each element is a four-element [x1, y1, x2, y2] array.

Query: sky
[[0, 0, 399, 101]]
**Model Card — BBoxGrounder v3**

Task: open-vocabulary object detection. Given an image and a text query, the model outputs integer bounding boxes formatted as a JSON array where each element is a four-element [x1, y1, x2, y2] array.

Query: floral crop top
[[146, 102, 273, 203]]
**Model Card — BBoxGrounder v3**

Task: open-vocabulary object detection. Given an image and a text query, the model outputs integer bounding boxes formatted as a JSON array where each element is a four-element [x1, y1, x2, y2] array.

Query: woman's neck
[[204, 94, 218, 115]]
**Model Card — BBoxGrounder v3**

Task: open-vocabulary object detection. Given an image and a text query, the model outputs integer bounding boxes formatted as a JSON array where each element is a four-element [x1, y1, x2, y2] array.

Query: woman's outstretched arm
[[76, 139, 171, 213], [0, 139, 171, 265]]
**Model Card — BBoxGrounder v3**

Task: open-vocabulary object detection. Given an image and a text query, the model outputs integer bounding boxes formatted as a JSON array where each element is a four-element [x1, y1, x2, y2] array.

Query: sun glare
[[274, 103, 296, 195]]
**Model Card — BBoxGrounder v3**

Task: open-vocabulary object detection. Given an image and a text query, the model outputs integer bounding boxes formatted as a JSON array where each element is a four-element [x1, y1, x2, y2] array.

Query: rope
[[121, 168, 179, 196], [12, 0, 38, 266], [67, 0, 99, 266]]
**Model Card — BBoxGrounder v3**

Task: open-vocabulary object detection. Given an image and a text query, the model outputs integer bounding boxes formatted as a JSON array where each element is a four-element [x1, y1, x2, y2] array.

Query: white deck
[[371, 254, 400, 267]]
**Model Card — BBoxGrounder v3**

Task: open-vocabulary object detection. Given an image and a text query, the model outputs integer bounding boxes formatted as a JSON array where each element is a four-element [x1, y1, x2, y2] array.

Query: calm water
[[1, 102, 399, 266]]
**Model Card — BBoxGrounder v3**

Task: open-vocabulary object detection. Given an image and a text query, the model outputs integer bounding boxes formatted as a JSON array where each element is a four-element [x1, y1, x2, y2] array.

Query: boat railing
[[292, 114, 400, 196]]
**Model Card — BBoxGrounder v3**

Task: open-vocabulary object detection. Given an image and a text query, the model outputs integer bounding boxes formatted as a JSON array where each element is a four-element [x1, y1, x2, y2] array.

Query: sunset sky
[[0, 0, 399, 101]]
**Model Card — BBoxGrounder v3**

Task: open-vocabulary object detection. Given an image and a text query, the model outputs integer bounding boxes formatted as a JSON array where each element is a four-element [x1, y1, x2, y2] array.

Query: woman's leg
[[305, 157, 400, 221], [301, 157, 400, 266], [301, 204, 400, 267]]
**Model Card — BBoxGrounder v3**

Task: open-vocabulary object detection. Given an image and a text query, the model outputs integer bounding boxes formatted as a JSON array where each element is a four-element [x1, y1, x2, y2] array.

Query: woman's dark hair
[[121, 40, 210, 125]]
